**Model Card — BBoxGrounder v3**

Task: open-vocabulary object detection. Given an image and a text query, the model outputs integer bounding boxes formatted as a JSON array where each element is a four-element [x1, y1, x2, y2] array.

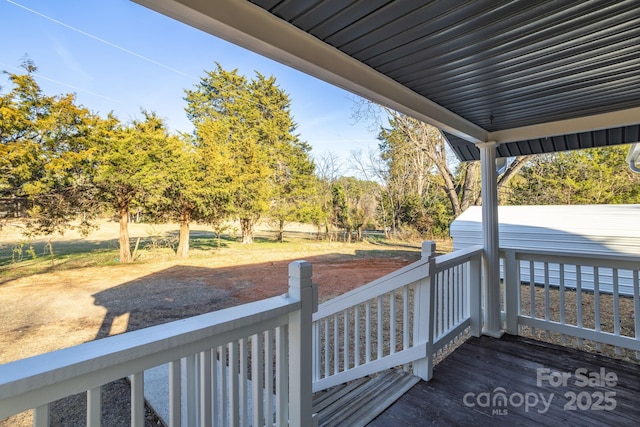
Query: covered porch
[[2, 1, 640, 425], [1, 242, 639, 426]]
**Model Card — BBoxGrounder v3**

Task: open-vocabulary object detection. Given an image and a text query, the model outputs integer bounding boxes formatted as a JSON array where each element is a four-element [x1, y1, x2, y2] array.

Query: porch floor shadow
[[368, 334, 640, 427]]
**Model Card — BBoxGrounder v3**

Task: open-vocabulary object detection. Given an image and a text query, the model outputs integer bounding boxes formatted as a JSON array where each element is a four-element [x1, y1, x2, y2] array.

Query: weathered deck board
[[368, 335, 640, 426], [313, 369, 419, 427]]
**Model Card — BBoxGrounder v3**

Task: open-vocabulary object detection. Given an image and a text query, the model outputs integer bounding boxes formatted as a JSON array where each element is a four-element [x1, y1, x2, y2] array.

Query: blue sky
[[0, 0, 381, 163]]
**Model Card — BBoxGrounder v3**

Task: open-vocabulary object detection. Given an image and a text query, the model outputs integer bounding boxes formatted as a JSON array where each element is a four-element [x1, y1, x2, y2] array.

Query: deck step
[[313, 369, 420, 427]]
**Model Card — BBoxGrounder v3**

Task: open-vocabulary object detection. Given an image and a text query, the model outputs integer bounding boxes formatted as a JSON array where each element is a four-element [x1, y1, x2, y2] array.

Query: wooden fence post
[[288, 261, 316, 427]]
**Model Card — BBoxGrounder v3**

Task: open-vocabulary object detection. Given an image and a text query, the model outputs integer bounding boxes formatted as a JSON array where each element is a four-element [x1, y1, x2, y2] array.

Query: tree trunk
[[118, 205, 132, 263], [176, 211, 190, 258], [240, 217, 254, 244], [277, 219, 285, 242], [460, 162, 480, 212], [475, 155, 533, 205]]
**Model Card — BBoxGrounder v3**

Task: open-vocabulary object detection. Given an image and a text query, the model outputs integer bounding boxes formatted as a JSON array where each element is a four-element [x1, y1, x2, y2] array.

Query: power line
[[5, 0, 198, 80]]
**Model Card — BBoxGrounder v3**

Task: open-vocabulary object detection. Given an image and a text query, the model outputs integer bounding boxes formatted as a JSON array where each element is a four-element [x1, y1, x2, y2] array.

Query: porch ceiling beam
[[488, 106, 640, 145], [133, 0, 488, 144]]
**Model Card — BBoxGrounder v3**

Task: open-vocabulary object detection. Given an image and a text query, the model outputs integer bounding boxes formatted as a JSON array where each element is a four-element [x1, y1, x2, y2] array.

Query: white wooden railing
[[0, 261, 318, 427], [0, 244, 485, 427], [502, 249, 640, 359], [311, 242, 483, 391]]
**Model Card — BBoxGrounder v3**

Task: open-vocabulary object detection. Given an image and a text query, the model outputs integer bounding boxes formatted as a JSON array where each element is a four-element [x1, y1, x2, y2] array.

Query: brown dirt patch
[[0, 235, 421, 426]]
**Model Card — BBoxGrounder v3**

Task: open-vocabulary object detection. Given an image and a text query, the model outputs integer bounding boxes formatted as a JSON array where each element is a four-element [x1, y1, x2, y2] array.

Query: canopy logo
[[462, 367, 618, 416]]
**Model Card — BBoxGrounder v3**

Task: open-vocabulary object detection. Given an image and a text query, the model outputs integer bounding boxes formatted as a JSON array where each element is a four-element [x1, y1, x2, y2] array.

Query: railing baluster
[[200, 350, 212, 427], [437, 272, 443, 337], [333, 314, 339, 374], [252, 333, 264, 427], [87, 387, 101, 427], [377, 296, 383, 359], [390, 290, 396, 354], [239, 338, 248, 427], [354, 304, 360, 367], [169, 360, 181, 427], [229, 341, 239, 427], [403, 286, 409, 350], [365, 300, 371, 363], [131, 372, 144, 427], [594, 267, 602, 351], [344, 308, 350, 369], [529, 260, 536, 335], [323, 318, 329, 378], [34, 404, 49, 427], [447, 268, 453, 329], [403, 286, 410, 372], [185, 355, 197, 426], [576, 265, 583, 347], [613, 269, 621, 355], [544, 262, 550, 338], [633, 270, 640, 359], [275, 325, 288, 427], [264, 329, 274, 426], [220, 345, 228, 427], [456, 264, 462, 323], [312, 320, 319, 382], [559, 264, 566, 344], [211, 351, 218, 427]]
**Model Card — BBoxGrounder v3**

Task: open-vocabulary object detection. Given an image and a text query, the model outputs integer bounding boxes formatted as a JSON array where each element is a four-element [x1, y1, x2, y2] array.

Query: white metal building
[[451, 204, 640, 295]]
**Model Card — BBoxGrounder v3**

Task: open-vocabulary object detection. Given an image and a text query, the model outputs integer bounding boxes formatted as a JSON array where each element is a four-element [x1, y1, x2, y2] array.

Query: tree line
[[0, 62, 383, 262], [3, 61, 639, 263]]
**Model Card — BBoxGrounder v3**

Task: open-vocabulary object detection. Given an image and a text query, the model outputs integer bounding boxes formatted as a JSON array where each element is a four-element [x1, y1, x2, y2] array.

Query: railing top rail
[[501, 248, 640, 268], [0, 294, 298, 400], [314, 256, 431, 319], [434, 245, 483, 271]]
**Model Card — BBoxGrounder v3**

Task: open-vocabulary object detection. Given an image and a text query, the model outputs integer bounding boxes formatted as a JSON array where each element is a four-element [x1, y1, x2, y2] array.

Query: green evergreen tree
[[0, 61, 98, 236], [508, 146, 640, 206], [185, 65, 314, 244], [92, 112, 173, 262]]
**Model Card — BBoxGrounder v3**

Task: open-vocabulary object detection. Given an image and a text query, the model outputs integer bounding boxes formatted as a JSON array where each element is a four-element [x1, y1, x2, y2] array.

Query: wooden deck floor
[[368, 335, 640, 426]]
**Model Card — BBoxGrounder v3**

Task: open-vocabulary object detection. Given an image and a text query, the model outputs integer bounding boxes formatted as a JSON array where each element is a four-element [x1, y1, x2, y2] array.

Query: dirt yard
[[0, 221, 423, 426]]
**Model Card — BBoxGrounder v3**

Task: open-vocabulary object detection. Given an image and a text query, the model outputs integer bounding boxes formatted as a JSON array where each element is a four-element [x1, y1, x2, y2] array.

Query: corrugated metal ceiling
[[249, 0, 640, 160]]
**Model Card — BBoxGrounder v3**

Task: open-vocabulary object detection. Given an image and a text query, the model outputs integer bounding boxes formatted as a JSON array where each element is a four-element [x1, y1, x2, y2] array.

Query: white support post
[[478, 141, 503, 338], [504, 250, 519, 334], [288, 261, 316, 427], [413, 241, 436, 381]]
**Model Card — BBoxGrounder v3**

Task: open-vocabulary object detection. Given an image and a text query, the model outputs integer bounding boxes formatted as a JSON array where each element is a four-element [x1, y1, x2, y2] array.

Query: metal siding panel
[[565, 134, 581, 151], [306, 0, 392, 40], [451, 205, 640, 294], [289, 0, 351, 32], [325, 0, 425, 51], [248, 0, 640, 154], [270, 1, 320, 20], [407, 6, 639, 95], [623, 125, 640, 144], [354, 1, 494, 65]]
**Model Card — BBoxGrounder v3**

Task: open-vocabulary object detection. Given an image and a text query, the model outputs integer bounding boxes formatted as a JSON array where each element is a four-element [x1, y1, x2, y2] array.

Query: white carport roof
[[133, 0, 640, 161]]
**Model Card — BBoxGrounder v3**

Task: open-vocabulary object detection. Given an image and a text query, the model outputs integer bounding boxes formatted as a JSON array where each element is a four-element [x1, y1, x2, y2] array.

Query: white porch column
[[478, 141, 503, 337]]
